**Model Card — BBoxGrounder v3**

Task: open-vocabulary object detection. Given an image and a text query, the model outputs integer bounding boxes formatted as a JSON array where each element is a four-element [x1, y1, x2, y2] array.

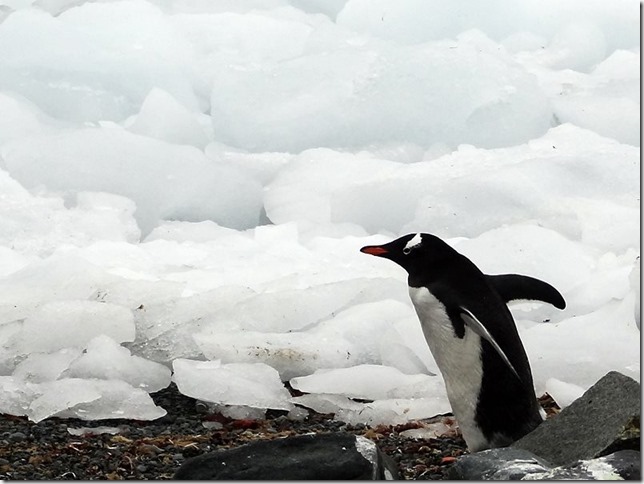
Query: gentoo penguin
[[360, 233, 565, 452]]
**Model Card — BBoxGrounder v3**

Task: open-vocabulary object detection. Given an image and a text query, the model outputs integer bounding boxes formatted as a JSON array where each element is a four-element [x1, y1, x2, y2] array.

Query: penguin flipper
[[459, 306, 521, 381], [487, 274, 566, 310]]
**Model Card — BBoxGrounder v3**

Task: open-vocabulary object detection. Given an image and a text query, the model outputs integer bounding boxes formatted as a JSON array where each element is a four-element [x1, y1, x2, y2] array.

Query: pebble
[[139, 444, 163, 455], [9, 432, 27, 443]]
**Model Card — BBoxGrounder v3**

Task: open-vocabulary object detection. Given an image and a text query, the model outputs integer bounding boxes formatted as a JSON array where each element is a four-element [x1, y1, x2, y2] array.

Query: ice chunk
[[292, 393, 450, 426], [68, 240, 172, 282], [266, 126, 637, 237], [544, 378, 585, 408], [0, 322, 23, 375], [293, 393, 363, 416], [194, 300, 424, 380], [198, 279, 407, 334], [0, 91, 55, 146], [337, 398, 451, 426], [67, 426, 122, 436], [14, 300, 135, 354], [0, 377, 163, 422], [0, 3, 197, 122], [28, 378, 102, 423], [454, 224, 596, 295], [0, 173, 140, 257], [13, 348, 83, 383], [264, 149, 405, 230], [0, 376, 37, 417], [405, 126, 638, 241], [172, 359, 294, 411], [2, 127, 263, 234], [145, 220, 244, 243], [123, 285, 257, 362], [564, 198, 639, 253], [28, 378, 166, 422], [63, 335, 171, 392], [561, 250, 638, 318], [73, 192, 141, 244], [207, 403, 267, 421], [194, 330, 355, 381], [0, 246, 35, 278], [128, 88, 210, 149], [336, 0, 638, 54], [523, 298, 640, 394], [205, 142, 293, 186], [210, 34, 551, 152], [313, 300, 432, 371], [551, 50, 639, 146], [542, 21, 607, 72], [290, 365, 437, 400]]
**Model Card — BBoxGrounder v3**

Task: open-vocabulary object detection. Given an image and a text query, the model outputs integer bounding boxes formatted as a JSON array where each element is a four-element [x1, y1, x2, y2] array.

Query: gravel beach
[[0, 384, 559, 480]]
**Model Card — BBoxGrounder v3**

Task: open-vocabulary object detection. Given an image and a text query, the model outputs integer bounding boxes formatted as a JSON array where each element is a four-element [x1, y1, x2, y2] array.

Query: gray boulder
[[173, 432, 399, 480], [450, 448, 640, 480], [512, 371, 640, 466]]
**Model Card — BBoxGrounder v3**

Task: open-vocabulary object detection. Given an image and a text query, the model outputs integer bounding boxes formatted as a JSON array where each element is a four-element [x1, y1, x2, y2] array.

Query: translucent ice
[[14, 300, 135, 354], [172, 359, 294, 411], [210, 34, 551, 152], [2, 127, 263, 233], [31, 378, 166, 422], [128, 88, 210, 149], [0, 377, 166, 423], [0, 2, 197, 122], [292, 393, 450, 426], [12, 348, 83, 383], [290, 365, 437, 400], [63, 335, 171, 392], [0, 0, 639, 426]]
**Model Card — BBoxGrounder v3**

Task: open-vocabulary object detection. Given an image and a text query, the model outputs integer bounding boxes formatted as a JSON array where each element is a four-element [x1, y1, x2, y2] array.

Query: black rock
[[173, 432, 399, 480], [448, 447, 551, 480], [512, 371, 640, 466]]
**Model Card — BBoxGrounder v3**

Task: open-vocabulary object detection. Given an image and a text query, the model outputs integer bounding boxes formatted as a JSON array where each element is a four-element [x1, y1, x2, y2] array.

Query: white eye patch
[[403, 233, 422, 254]]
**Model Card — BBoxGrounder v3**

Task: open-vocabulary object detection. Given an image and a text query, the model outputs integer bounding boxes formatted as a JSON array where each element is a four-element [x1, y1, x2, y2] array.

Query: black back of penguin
[[361, 233, 551, 450]]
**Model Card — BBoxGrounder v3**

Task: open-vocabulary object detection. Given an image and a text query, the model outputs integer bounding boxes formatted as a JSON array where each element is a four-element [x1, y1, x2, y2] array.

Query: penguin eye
[[403, 233, 422, 255]]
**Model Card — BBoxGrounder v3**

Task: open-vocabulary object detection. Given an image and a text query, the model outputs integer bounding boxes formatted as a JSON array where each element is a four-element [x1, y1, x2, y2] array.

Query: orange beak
[[360, 245, 388, 256]]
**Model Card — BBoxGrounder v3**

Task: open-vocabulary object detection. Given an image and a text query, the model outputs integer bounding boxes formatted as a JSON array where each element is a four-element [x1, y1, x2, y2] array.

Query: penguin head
[[360, 233, 454, 277]]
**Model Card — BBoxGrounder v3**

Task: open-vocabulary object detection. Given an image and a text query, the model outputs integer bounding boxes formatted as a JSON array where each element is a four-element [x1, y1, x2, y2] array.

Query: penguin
[[360, 233, 566, 452]]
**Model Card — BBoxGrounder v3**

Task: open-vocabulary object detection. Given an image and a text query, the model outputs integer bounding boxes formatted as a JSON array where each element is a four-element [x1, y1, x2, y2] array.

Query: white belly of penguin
[[409, 286, 488, 451]]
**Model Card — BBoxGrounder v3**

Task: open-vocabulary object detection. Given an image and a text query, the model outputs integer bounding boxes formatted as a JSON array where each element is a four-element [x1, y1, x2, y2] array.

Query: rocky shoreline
[[3, 373, 637, 481], [0, 383, 469, 480]]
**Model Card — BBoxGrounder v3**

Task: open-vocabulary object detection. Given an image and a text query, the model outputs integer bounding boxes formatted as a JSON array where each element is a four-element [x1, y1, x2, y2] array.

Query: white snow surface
[[0, 0, 639, 424]]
